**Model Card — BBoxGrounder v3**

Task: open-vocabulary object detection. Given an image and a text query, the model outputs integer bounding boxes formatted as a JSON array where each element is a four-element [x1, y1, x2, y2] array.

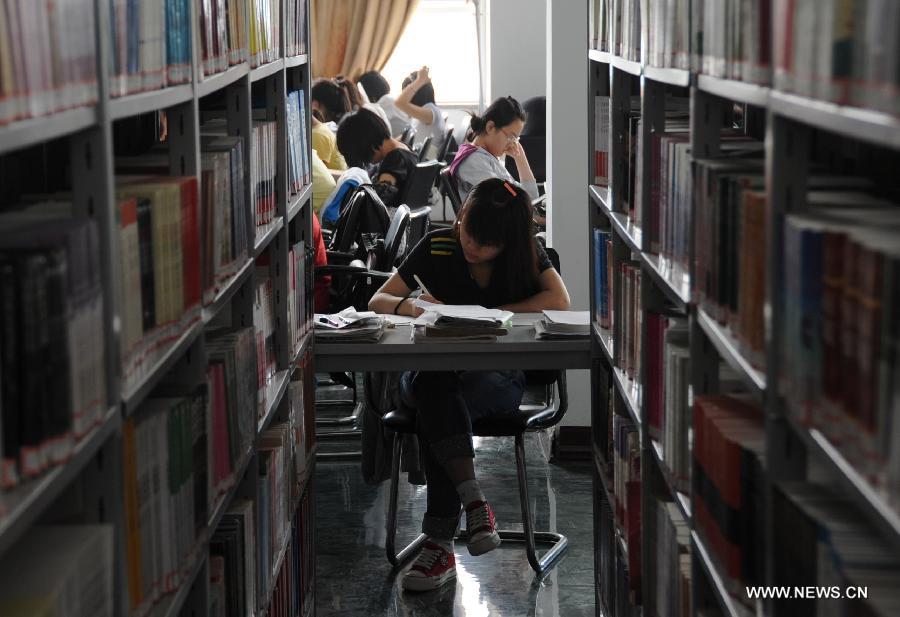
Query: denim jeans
[[400, 370, 526, 540]]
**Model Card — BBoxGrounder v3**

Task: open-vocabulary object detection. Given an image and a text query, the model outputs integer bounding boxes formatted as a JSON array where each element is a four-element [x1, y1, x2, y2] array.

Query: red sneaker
[[402, 541, 457, 591], [465, 500, 501, 556]]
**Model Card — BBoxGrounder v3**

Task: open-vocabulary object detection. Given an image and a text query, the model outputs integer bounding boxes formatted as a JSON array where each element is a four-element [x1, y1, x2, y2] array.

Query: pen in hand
[[412, 274, 434, 300]]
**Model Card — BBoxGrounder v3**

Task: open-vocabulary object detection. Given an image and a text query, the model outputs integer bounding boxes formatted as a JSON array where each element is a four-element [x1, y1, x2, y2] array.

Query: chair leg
[[386, 433, 427, 568]]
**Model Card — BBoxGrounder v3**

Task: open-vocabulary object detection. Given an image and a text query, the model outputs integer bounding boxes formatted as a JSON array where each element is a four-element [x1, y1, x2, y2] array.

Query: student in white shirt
[[395, 66, 446, 157], [357, 70, 411, 138]]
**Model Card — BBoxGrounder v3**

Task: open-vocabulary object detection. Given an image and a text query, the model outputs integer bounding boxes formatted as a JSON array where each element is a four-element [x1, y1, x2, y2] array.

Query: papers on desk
[[534, 310, 591, 339], [314, 307, 386, 343], [412, 303, 513, 342]]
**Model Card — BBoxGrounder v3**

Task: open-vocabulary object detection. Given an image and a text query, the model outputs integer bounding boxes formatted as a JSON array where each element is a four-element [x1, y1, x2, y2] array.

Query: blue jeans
[[400, 370, 526, 540]]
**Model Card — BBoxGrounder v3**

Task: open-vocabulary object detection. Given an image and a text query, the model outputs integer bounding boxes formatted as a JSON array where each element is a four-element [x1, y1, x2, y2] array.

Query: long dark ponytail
[[455, 178, 539, 302]]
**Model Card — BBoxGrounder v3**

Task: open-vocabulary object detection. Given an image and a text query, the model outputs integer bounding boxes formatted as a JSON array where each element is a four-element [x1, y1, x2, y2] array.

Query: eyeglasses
[[499, 127, 520, 143]]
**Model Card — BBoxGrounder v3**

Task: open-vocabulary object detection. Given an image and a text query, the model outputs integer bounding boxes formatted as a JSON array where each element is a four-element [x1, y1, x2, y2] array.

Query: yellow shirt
[[311, 149, 336, 215], [311, 122, 347, 171]]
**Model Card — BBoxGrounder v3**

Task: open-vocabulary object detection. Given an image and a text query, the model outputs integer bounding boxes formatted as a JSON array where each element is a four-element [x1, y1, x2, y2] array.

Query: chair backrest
[[439, 166, 463, 215], [398, 160, 441, 210], [416, 136, 432, 162], [437, 126, 455, 162], [376, 205, 411, 270], [400, 126, 416, 148], [406, 206, 431, 257]]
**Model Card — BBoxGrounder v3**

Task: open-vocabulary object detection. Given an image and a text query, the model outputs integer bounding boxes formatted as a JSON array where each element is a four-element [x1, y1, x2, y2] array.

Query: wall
[[488, 0, 547, 104], [547, 0, 590, 426]]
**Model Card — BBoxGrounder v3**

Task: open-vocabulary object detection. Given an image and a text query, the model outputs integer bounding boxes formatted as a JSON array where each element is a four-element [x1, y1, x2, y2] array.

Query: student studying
[[395, 66, 446, 158], [367, 178, 569, 591]]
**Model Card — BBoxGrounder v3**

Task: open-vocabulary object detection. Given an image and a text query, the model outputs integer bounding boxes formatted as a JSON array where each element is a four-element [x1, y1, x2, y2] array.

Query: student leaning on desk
[[368, 177, 570, 592]]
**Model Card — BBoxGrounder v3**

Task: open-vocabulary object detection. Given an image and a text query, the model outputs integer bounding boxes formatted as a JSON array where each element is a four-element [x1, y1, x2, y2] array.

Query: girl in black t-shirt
[[335, 107, 418, 210], [369, 178, 570, 591]]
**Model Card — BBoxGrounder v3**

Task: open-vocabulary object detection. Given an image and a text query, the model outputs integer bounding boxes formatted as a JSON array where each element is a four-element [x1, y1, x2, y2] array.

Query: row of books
[[781, 194, 900, 505], [593, 96, 610, 186], [0, 0, 98, 124], [122, 393, 206, 616], [284, 0, 309, 58], [692, 394, 766, 610], [257, 420, 292, 604], [620, 100, 642, 225], [774, 0, 900, 117], [200, 126, 251, 302], [287, 90, 312, 195], [592, 229, 613, 331], [199, 0, 250, 77], [611, 412, 641, 601], [288, 241, 313, 354], [116, 176, 202, 395], [647, 499, 691, 617], [254, 254, 277, 418], [0, 210, 106, 487], [263, 487, 314, 617], [252, 118, 278, 236], [647, 117, 689, 274], [593, 0, 642, 63], [772, 482, 900, 617], [698, 0, 771, 85], [0, 524, 114, 617], [615, 261, 642, 383], [644, 0, 690, 71], [209, 499, 256, 617], [206, 327, 257, 508], [594, 487, 619, 615], [108, 0, 193, 97], [248, 0, 281, 68], [646, 314, 690, 494], [692, 138, 767, 369]]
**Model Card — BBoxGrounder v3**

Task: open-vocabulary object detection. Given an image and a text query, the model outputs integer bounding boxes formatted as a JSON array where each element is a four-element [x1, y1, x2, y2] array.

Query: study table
[[314, 313, 592, 372]]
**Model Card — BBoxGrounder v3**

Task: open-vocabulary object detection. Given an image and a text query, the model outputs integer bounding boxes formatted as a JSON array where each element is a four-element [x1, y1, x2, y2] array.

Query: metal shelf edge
[[109, 85, 194, 121], [285, 54, 309, 68], [613, 367, 642, 429], [257, 370, 291, 436], [696, 74, 770, 107], [608, 211, 642, 253], [202, 258, 255, 324], [152, 545, 208, 617], [197, 63, 250, 98], [643, 65, 691, 88], [207, 446, 255, 532], [589, 49, 611, 64], [287, 184, 313, 222], [592, 323, 613, 364], [254, 217, 285, 257], [696, 308, 766, 397], [250, 59, 285, 83], [640, 252, 690, 310], [0, 106, 97, 156], [691, 531, 747, 617], [610, 55, 642, 77]]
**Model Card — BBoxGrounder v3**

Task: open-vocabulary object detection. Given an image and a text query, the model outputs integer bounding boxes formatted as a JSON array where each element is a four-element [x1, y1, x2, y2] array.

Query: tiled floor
[[314, 427, 595, 616]]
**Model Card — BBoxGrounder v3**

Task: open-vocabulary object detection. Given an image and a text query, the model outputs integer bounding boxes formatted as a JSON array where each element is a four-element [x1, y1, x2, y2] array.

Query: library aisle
[[314, 435, 594, 617]]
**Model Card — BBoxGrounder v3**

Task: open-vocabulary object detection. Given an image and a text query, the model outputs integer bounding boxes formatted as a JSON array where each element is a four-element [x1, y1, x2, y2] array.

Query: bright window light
[[381, 0, 480, 107]]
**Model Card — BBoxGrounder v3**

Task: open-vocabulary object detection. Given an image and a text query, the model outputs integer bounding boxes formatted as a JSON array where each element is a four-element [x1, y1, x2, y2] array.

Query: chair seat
[[381, 404, 556, 436]]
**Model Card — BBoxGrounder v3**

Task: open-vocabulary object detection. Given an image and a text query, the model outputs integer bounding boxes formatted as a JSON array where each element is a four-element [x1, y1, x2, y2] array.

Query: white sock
[[456, 479, 486, 507]]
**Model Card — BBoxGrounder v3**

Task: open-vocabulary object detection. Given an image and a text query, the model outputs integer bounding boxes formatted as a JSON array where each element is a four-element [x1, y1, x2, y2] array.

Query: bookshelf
[[589, 1, 900, 616], [0, 2, 317, 617]]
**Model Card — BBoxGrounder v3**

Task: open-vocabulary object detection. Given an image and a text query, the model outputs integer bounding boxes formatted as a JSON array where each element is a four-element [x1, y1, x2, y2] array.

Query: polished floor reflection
[[314, 431, 595, 616]]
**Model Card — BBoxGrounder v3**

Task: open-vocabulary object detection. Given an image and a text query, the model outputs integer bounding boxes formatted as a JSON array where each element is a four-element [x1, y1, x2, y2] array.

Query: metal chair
[[416, 136, 433, 162], [400, 126, 416, 148], [439, 166, 463, 217], [398, 160, 442, 210], [405, 206, 432, 260]]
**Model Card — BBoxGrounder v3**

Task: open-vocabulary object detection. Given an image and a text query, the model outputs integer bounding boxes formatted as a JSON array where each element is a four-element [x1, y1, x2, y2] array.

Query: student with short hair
[[357, 69, 411, 138], [335, 107, 418, 209], [368, 178, 570, 591], [395, 66, 446, 156], [449, 96, 538, 203]]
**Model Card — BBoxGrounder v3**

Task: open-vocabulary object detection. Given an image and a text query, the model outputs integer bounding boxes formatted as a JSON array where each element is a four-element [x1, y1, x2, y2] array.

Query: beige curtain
[[311, 0, 419, 80]]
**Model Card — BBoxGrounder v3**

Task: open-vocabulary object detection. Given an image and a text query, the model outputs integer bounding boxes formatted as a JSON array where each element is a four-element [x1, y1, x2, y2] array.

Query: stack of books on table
[[534, 310, 590, 339], [314, 308, 386, 343], [412, 303, 513, 342]]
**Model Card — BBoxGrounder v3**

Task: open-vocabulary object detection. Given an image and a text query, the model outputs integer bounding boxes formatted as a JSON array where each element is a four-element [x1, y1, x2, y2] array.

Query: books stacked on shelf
[[0, 524, 114, 617], [692, 141, 767, 368], [206, 327, 257, 508], [200, 130, 250, 302], [693, 395, 766, 610], [648, 500, 691, 617], [595, 491, 617, 614], [592, 229, 613, 330], [612, 413, 641, 601], [647, 118, 690, 281], [288, 366, 312, 480], [609, 0, 641, 63], [252, 118, 278, 239], [108, 0, 193, 97], [590, 0, 609, 52], [644, 0, 690, 70], [697, 0, 772, 84], [288, 240, 312, 353], [287, 90, 312, 195], [285, 0, 309, 57], [772, 483, 900, 617], [781, 198, 900, 502], [262, 485, 314, 617], [774, 0, 900, 115], [646, 314, 689, 494], [616, 261, 642, 384], [0, 0, 98, 124], [248, 0, 281, 68], [209, 500, 257, 617], [254, 254, 277, 417], [122, 393, 206, 616], [257, 422, 292, 606], [594, 95, 610, 186], [622, 102, 642, 223], [115, 177, 202, 396], [199, 0, 249, 77], [0, 210, 105, 486]]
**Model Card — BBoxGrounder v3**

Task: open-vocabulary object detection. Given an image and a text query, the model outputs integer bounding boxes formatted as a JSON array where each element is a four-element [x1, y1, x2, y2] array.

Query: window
[[382, 0, 482, 107]]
